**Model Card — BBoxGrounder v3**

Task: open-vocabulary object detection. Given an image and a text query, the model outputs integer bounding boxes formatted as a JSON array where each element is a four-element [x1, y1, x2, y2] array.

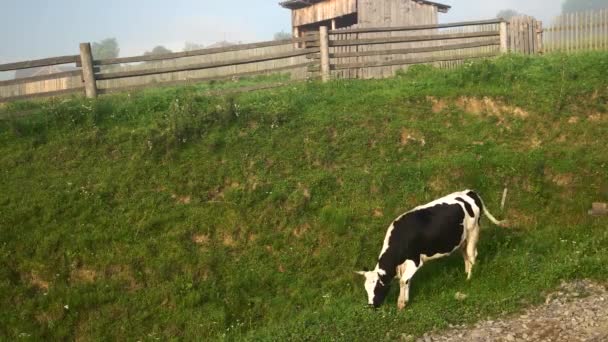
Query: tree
[[274, 31, 292, 41], [92, 38, 119, 60], [496, 9, 520, 21], [144, 46, 173, 56], [562, 0, 608, 13], [183, 42, 205, 52]]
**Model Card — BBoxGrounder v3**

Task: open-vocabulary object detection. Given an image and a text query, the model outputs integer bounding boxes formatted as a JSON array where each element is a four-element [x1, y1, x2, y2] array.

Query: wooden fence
[[0, 35, 319, 103], [544, 9, 608, 53], [7, 11, 607, 103], [309, 19, 507, 80]]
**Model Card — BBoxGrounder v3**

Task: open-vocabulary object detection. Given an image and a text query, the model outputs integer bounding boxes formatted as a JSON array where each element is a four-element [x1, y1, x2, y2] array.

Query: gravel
[[416, 280, 608, 342]]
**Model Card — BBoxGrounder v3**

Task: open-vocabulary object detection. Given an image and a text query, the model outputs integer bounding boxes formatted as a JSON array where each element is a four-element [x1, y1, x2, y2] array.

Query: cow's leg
[[396, 264, 407, 310], [461, 247, 471, 278], [465, 226, 480, 280], [397, 259, 419, 310]]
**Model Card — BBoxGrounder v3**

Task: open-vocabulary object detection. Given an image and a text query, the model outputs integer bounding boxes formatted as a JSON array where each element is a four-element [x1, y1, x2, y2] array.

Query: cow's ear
[[355, 271, 367, 276]]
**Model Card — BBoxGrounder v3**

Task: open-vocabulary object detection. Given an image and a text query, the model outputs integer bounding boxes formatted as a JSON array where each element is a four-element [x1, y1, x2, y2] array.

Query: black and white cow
[[357, 190, 507, 309]]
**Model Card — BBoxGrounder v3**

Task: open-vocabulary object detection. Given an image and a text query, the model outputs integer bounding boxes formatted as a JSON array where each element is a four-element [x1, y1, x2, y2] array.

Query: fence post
[[536, 21, 544, 54], [500, 21, 509, 53], [79, 43, 98, 99], [319, 26, 330, 83]]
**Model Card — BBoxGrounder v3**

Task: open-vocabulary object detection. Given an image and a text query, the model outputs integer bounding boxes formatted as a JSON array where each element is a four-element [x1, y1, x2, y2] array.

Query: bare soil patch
[[427, 96, 529, 119]]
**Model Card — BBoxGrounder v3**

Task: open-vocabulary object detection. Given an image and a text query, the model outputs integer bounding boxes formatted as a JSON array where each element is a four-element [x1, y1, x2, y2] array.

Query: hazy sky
[[0, 0, 563, 64]]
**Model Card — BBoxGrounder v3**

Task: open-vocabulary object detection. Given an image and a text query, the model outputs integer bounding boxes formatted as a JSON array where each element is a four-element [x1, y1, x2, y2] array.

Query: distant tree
[[274, 31, 292, 41], [562, 0, 608, 13], [183, 42, 205, 52], [144, 46, 173, 56], [496, 9, 520, 21], [92, 38, 120, 59]]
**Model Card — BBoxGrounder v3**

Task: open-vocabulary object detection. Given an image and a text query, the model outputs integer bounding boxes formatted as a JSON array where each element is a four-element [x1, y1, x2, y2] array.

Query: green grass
[[1, 52, 608, 341]]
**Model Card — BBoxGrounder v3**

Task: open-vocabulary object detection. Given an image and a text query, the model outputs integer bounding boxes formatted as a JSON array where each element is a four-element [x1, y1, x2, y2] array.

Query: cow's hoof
[[398, 302, 407, 310]]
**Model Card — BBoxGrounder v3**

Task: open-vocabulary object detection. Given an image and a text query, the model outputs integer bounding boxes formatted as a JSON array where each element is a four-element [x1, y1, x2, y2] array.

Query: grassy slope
[[1, 53, 607, 341]]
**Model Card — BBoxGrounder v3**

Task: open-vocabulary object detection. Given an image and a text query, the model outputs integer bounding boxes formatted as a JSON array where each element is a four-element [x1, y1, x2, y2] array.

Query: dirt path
[[416, 280, 608, 342]]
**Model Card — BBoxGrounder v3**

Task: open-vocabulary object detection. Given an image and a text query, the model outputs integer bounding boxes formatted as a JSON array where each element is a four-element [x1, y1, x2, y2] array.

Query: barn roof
[[279, 0, 451, 13]]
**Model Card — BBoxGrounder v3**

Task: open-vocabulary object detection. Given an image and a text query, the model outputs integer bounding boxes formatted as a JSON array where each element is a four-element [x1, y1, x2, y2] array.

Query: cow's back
[[379, 202, 465, 269]]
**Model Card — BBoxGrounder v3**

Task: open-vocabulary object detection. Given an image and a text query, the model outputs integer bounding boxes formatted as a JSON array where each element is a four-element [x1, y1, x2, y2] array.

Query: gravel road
[[415, 280, 608, 342]]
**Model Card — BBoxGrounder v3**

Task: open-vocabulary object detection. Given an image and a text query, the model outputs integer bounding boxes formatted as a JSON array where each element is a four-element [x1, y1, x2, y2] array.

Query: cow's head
[[356, 269, 390, 308]]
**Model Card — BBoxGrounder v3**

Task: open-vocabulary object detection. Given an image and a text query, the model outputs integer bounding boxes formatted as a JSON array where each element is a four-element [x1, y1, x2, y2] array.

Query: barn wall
[[292, 0, 357, 27], [357, 0, 438, 27], [354, 0, 441, 78]]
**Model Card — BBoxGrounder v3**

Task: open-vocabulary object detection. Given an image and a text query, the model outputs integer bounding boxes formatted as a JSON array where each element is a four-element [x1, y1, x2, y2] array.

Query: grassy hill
[[1, 53, 607, 341]]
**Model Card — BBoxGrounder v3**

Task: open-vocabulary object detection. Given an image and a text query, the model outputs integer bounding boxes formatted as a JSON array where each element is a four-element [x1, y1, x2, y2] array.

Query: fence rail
[[0, 36, 319, 103], [0, 55, 80, 72]]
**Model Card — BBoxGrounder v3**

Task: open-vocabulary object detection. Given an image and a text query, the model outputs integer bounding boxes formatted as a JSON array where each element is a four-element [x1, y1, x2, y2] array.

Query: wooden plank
[[580, 11, 585, 50], [321, 51, 499, 70], [526, 18, 532, 54], [509, 19, 515, 53], [587, 11, 591, 50], [96, 48, 320, 80], [519, 17, 528, 54], [329, 19, 504, 34], [98, 62, 313, 93], [569, 13, 573, 52], [602, 9, 608, 49], [307, 39, 500, 59], [0, 70, 81, 87], [0, 55, 79, 72], [599, 10, 602, 50], [80, 37, 318, 66], [523, 17, 529, 53], [560, 15, 564, 51], [575, 11, 580, 51], [324, 31, 499, 47], [0, 87, 84, 103], [591, 11, 596, 50], [511, 17, 518, 53], [537, 21, 544, 53], [564, 14, 569, 51]]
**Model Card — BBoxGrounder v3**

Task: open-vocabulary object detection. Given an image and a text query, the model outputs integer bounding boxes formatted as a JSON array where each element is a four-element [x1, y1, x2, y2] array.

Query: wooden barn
[[280, 0, 451, 37]]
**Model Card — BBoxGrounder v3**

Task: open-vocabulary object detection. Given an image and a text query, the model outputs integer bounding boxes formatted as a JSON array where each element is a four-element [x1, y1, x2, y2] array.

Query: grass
[[1, 52, 607, 341]]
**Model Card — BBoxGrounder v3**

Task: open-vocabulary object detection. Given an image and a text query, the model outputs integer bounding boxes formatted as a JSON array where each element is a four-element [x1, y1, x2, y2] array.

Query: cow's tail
[[482, 205, 508, 227], [469, 190, 509, 228]]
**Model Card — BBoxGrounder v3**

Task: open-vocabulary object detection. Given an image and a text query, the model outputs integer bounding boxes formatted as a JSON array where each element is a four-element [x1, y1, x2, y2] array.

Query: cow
[[356, 190, 507, 310]]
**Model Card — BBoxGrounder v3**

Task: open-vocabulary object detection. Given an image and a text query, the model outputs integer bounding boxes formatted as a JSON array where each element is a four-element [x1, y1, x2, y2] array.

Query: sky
[[0, 0, 564, 65]]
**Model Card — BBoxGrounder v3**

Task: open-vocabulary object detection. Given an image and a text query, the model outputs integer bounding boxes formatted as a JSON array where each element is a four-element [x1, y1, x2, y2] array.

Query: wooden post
[[319, 26, 330, 83], [293, 26, 301, 49], [536, 21, 543, 54], [500, 21, 509, 53], [79, 43, 97, 98]]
